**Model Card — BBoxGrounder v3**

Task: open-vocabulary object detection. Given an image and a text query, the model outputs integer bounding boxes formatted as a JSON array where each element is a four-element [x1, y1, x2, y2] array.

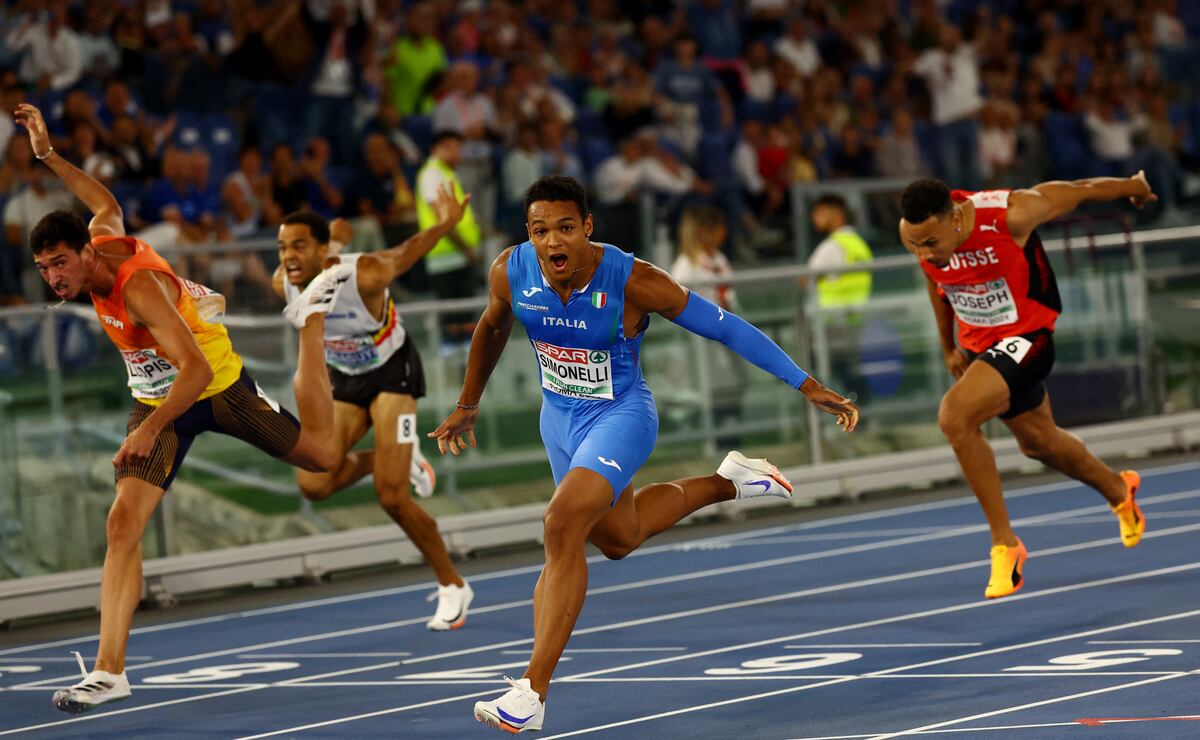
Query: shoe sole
[[427, 590, 473, 631], [413, 461, 436, 498], [52, 693, 131, 715], [474, 706, 539, 733], [985, 545, 1028, 600], [726, 451, 793, 494]]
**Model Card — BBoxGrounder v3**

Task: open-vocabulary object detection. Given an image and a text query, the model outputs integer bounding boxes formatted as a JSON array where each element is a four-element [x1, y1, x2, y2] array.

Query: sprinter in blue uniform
[[429, 176, 859, 734]]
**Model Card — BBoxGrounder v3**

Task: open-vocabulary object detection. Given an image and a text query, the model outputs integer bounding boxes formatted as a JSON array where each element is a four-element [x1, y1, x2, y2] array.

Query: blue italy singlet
[[507, 242, 658, 501]]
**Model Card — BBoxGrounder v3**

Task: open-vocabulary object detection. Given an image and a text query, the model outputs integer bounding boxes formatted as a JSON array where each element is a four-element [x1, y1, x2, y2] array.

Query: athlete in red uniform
[[899, 174, 1156, 599]]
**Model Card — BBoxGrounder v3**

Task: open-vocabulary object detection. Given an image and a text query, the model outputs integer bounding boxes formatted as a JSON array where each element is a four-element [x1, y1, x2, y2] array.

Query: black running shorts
[[116, 368, 301, 490], [964, 329, 1056, 419], [330, 339, 426, 408]]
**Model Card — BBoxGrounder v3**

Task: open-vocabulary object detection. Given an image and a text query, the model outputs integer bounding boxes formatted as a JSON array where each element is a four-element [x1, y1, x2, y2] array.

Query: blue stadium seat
[[1042, 111, 1093, 180], [581, 137, 615, 173], [252, 85, 302, 153], [575, 109, 608, 138], [738, 98, 772, 123], [204, 114, 240, 179], [697, 132, 735, 181], [172, 110, 205, 149], [402, 115, 434, 155]]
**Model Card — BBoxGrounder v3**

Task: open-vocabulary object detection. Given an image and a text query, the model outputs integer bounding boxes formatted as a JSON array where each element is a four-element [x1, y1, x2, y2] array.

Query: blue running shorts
[[539, 388, 659, 504]]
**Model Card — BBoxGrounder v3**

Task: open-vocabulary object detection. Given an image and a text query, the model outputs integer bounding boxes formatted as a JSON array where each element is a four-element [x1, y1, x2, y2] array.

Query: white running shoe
[[717, 450, 793, 499], [474, 676, 545, 733], [426, 581, 473, 631], [282, 262, 352, 329], [51, 652, 132, 714], [410, 445, 436, 498]]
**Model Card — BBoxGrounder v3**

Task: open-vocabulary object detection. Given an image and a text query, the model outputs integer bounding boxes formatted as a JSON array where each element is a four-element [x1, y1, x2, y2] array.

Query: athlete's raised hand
[[429, 405, 479, 455], [1128, 170, 1157, 209], [14, 103, 52, 159], [431, 183, 471, 228], [800, 377, 860, 433]]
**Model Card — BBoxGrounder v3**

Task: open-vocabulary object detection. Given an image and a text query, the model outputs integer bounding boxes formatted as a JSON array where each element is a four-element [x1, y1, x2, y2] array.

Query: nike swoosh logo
[[523, 287, 542, 297], [497, 707, 536, 725], [597, 456, 622, 471], [745, 479, 772, 493]]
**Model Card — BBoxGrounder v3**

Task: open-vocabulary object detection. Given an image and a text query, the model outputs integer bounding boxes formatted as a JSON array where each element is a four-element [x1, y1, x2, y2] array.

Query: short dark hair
[[281, 209, 330, 244], [30, 210, 90, 255], [813, 193, 848, 212], [524, 175, 589, 221], [900, 179, 953, 223], [431, 130, 463, 148]]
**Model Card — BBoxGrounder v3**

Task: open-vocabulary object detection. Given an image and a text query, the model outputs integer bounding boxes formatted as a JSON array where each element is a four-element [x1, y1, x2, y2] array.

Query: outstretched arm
[[360, 184, 471, 290], [15, 103, 124, 240], [427, 248, 517, 454], [626, 260, 858, 431], [1006, 171, 1156, 241]]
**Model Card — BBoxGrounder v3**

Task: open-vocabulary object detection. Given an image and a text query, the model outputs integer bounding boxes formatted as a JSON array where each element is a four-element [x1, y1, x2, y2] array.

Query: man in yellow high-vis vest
[[417, 131, 481, 340], [807, 193, 874, 400]]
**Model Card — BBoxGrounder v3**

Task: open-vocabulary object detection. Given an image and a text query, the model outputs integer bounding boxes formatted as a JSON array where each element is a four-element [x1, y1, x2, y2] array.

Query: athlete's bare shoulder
[[123, 269, 181, 325], [626, 257, 689, 318], [270, 264, 286, 300], [489, 246, 517, 301]]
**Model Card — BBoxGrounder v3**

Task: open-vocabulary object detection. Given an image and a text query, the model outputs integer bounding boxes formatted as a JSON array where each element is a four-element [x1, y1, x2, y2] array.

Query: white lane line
[[24, 490, 1179, 690], [534, 609, 1200, 739], [788, 717, 1200, 738], [867, 670, 1199, 739], [784, 644, 982, 649], [0, 687, 263, 736], [500, 648, 687, 654], [1088, 639, 1200, 644], [236, 653, 411, 659], [10, 516, 1200, 737], [224, 563, 1200, 739], [8, 460, 1197, 659]]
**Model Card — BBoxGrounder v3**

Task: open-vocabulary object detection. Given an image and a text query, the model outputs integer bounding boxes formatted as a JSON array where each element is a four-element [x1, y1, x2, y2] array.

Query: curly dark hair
[[524, 175, 589, 221], [29, 210, 90, 255], [900, 179, 954, 223], [281, 209, 330, 245]]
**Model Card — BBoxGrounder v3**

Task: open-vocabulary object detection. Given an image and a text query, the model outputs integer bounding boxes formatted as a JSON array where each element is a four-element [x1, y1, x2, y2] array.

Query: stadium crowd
[[1, 0, 1198, 305]]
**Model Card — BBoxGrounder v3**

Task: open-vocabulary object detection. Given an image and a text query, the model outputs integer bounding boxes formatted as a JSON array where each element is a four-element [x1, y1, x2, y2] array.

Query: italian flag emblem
[[591, 292, 607, 308]]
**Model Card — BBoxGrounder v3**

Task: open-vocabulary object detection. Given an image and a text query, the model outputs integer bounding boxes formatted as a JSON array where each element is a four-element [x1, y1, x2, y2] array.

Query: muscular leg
[[281, 315, 338, 472], [1002, 394, 1126, 505], [937, 361, 1017, 547], [587, 474, 736, 560], [95, 478, 166, 674], [523, 468, 614, 699], [296, 400, 372, 500], [370, 392, 462, 587]]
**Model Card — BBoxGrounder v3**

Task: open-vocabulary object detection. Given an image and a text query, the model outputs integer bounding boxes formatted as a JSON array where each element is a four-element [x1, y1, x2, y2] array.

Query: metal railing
[[0, 219, 1197, 578]]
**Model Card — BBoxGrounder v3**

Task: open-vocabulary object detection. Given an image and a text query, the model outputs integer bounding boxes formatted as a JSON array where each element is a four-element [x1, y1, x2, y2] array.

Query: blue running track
[[2, 461, 1199, 738]]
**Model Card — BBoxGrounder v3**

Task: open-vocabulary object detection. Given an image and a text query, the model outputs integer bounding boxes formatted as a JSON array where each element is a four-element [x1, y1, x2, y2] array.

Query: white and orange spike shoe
[[717, 451, 794, 500]]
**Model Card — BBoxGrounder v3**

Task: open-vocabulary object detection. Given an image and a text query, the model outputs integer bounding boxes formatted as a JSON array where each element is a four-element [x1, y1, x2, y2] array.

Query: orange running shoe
[[1112, 470, 1145, 548], [984, 538, 1027, 600]]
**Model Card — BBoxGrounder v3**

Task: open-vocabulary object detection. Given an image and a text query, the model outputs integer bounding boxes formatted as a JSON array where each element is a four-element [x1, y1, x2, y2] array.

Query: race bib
[[533, 341, 614, 400], [324, 336, 380, 374], [942, 279, 1018, 327], [121, 349, 180, 400], [986, 336, 1033, 364]]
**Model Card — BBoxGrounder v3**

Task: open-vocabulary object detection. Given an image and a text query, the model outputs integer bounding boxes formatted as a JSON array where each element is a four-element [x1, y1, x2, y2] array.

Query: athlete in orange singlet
[[16, 102, 343, 714]]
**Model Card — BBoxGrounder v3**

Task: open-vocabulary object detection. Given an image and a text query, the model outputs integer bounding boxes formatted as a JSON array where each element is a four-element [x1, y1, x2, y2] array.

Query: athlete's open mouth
[[284, 262, 305, 280], [548, 253, 568, 271]]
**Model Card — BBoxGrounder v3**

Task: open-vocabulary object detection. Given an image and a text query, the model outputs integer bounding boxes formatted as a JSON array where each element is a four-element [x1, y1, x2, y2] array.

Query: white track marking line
[[784, 644, 982, 649], [1089, 639, 1200, 644], [219, 565, 1200, 739], [23, 489, 1189, 691], [534, 610, 1200, 739], [235, 653, 411, 659], [0, 687, 262, 736], [7, 460, 1196, 658], [788, 716, 1200, 738], [501, 648, 687, 654], [867, 670, 1199, 739]]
